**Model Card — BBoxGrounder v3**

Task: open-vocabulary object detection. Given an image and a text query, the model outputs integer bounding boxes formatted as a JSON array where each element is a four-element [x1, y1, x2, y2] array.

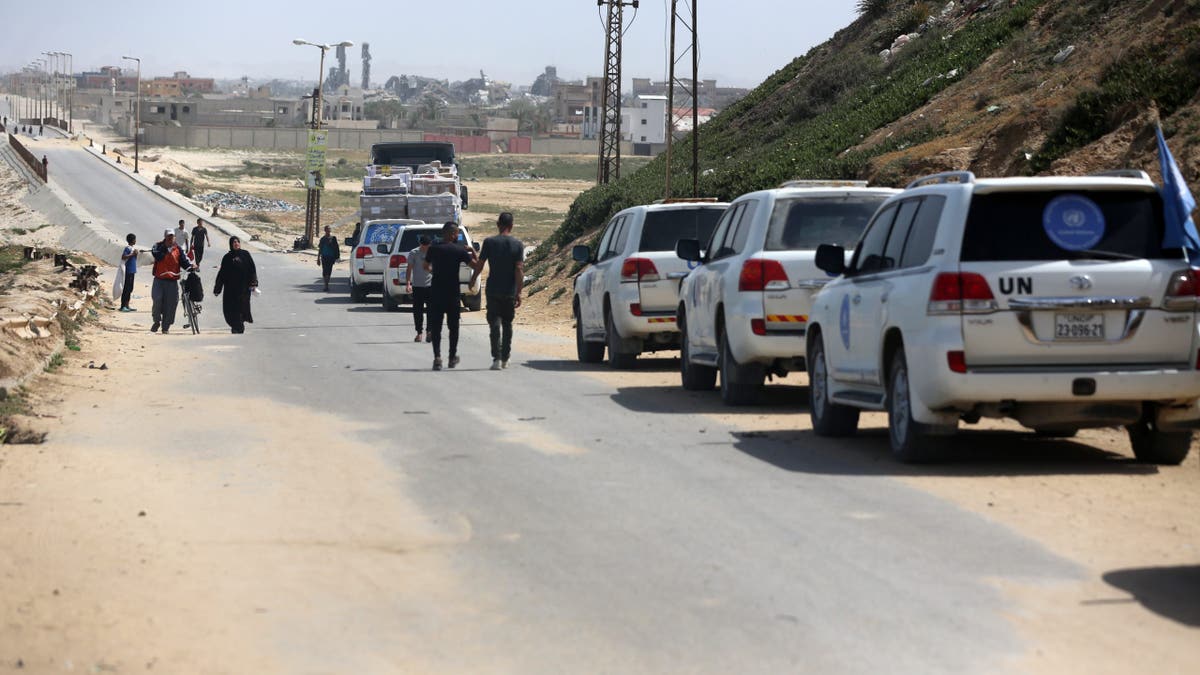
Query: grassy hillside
[[526, 0, 1200, 286]]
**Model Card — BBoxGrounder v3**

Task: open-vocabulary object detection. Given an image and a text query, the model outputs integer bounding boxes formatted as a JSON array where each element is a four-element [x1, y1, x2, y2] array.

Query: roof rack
[[1090, 169, 1152, 181], [778, 179, 869, 189], [905, 171, 976, 189], [652, 197, 722, 204]]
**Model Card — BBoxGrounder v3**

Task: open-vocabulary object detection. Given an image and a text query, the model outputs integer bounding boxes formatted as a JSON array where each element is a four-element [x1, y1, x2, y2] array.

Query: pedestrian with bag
[[150, 229, 196, 333], [470, 212, 525, 370], [117, 233, 138, 312], [423, 222, 477, 370], [317, 225, 340, 292], [213, 236, 259, 334], [405, 234, 433, 342]]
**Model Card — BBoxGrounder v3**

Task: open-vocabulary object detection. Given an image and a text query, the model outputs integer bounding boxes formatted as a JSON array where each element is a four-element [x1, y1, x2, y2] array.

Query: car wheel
[[350, 278, 366, 303], [809, 335, 859, 436], [679, 310, 716, 391], [1127, 418, 1191, 465], [465, 294, 482, 312], [382, 288, 398, 312], [887, 350, 940, 462], [576, 303, 605, 363], [718, 328, 763, 406], [606, 309, 638, 369]]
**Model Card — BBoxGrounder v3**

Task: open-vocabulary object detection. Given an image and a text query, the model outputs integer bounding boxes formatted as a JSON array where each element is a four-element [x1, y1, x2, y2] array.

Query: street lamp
[[121, 55, 141, 173], [60, 51, 73, 133], [292, 38, 353, 248], [42, 52, 58, 123]]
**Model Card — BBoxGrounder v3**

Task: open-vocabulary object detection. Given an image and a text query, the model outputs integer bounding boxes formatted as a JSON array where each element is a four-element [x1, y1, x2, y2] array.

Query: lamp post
[[121, 55, 141, 173], [292, 38, 353, 248], [42, 52, 57, 123], [61, 51, 72, 133], [32, 59, 45, 120]]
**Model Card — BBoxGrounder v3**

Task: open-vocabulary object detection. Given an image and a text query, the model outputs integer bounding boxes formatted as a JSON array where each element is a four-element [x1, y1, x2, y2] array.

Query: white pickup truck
[[572, 200, 728, 368]]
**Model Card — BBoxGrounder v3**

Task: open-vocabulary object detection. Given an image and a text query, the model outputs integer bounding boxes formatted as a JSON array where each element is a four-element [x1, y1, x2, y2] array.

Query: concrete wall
[[141, 125, 425, 150], [530, 138, 633, 155]]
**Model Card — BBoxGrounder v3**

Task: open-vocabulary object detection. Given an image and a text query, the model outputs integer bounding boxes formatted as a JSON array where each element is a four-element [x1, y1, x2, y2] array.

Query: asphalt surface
[[16, 134, 1085, 672]]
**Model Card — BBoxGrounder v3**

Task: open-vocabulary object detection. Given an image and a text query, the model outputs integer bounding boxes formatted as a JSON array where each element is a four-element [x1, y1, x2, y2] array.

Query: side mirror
[[815, 244, 847, 275], [571, 245, 592, 263], [344, 237, 354, 247], [376, 243, 389, 255], [472, 241, 480, 252], [675, 238, 702, 263]]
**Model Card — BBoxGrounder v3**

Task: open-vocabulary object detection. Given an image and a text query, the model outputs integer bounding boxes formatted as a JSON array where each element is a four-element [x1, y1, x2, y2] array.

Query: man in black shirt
[[471, 212, 525, 370], [422, 222, 478, 370]]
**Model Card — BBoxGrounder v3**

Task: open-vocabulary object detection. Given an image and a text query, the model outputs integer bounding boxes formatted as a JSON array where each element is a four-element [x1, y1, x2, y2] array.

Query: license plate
[[1055, 313, 1105, 340]]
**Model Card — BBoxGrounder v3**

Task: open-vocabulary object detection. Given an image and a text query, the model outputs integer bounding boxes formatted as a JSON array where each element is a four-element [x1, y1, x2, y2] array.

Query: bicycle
[[180, 271, 203, 335]]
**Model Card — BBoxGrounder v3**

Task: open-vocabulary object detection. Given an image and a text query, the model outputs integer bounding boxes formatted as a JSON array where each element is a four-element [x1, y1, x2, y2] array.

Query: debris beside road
[[194, 191, 301, 213]]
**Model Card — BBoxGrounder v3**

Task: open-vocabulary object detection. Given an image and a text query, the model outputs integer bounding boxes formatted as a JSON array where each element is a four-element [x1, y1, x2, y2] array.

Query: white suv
[[807, 170, 1198, 464], [349, 219, 407, 302], [379, 222, 482, 312], [572, 200, 728, 368], [675, 182, 898, 405]]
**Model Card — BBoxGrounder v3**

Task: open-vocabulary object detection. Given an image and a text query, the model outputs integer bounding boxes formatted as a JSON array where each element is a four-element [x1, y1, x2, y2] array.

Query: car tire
[[1126, 419, 1191, 465], [887, 350, 940, 462], [718, 328, 763, 406], [350, 278, 366, 303], [382, 289, 398, 312], [576, 306, 605, 363], [464, 294, 482, 312], [679, 310, 716, 391], [809, 335, 859, 436], [606, 309, 638, 369]]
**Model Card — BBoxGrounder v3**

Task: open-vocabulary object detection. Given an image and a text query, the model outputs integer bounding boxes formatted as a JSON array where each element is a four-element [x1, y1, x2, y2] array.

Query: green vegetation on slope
[[531, 0, 1039, 264]]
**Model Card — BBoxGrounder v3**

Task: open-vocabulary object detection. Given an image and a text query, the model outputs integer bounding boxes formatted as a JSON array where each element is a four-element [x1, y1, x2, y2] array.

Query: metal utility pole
[[122, 56, 141, 173], [294, 39, 353, 248], [596, 0, 638, 185], [664, 0, 699, 199]]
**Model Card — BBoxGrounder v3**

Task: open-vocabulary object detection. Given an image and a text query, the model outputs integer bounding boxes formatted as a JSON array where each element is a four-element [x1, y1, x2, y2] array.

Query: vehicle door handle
[[852, 294, 862, 305]]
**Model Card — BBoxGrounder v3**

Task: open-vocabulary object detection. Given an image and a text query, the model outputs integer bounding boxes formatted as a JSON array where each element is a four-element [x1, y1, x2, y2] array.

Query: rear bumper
[[611, 285, 681, 339], [725, 294, 808, 363]]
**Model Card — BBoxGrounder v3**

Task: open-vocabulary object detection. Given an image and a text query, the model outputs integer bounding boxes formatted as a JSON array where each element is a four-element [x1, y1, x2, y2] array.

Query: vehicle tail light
[[751, 318, 767, 336], [389, 254, 407, 269], [947, 350, 967, 374], [355, 246, 373, 259], [738, 259, 789, 292], [630, 303, 643, 317], [620, 257, 660, 282], [928, 272, 997, 314], [1164, 269, 1200, 310]]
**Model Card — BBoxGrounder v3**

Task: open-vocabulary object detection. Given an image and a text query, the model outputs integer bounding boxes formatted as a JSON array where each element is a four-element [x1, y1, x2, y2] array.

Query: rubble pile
[[194, 192, 301, 213]]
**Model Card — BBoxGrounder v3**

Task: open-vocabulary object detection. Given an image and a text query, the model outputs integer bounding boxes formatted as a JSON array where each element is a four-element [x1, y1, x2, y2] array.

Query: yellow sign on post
[[305, 129, 328, 190]]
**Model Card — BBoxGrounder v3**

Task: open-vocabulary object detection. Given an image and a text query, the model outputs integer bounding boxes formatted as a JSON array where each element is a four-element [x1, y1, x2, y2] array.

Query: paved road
[[27, 142, 1083, 672]]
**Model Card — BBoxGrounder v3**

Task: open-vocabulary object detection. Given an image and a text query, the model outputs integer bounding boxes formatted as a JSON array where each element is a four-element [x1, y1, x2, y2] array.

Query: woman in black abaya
[[213, 236, 258, 333]]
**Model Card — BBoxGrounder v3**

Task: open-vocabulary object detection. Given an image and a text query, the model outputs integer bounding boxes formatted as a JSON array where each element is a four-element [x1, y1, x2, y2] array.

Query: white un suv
[[807, 170, 1199, 464], [675, 182, 898, 405], [572, 200, 728, 368], [379, 222, 481, 312]]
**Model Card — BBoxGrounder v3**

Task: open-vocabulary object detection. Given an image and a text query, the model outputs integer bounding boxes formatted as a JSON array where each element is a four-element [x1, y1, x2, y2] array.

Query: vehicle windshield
[[960, 190, 1181, 261], [764, 196, 887, 251], [638, 207, 725, 251]]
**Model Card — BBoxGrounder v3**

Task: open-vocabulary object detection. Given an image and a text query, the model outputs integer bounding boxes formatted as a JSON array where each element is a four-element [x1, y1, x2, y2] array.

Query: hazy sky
[[2, 1, 858, 90]]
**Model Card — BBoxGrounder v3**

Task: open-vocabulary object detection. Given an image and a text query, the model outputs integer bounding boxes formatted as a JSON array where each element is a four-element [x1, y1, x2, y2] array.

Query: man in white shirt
[[174, 219, 190, 254]]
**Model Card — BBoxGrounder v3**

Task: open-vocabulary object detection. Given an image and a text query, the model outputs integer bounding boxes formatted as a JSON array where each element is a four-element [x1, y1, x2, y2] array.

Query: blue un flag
[[1156, 124, 1200, 266]]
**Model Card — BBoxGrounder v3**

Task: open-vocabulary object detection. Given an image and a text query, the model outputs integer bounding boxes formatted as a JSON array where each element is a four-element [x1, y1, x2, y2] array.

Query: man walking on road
[[150, 229, 196, 333], [317, 226, 340, 292], [192, 218, 212, 265], [406, 235, 433, 342], [423, 222, 477, 370], [175, 220, 190, 256], [471, 212, 524, 370]]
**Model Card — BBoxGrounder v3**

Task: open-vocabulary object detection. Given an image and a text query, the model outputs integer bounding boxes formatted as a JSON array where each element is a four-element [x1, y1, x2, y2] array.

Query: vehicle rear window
[[396, 229, 436, 251], [764, 196, 888, 251], [961, 190, 1181, 261], [637, 208, 725, 252], [363, 222, 401, 245]]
